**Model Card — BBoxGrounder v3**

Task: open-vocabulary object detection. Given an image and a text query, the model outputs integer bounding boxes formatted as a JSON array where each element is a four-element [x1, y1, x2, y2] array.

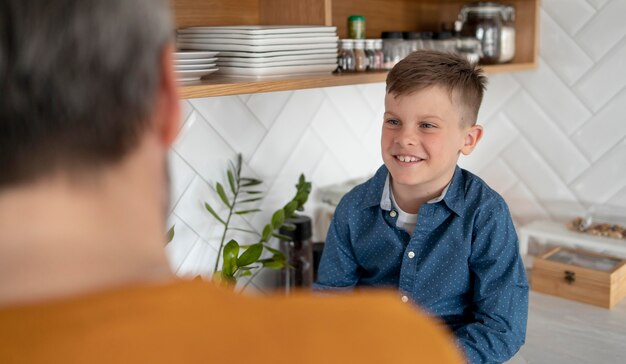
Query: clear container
[[499, 5, 516, 63], [381, 31, 407, 70], [374, 39, 384, 70], [353, 39, 368, 71], [458, 2, 506, 64], [418, 31, 435, 50], [338, 39, 355, 72], [567, 205, 626, 240], [433, 31, 455, 52], [455, 37, 482, 64], [403, 32, 422, 53], [364, 39, 377, 70]]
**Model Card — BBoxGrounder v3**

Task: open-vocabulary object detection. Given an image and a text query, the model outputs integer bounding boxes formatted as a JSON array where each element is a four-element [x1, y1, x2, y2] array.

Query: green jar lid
[[348, 15, 365, 21]]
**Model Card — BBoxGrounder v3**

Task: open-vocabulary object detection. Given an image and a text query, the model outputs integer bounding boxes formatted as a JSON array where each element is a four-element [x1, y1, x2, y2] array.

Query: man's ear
[[154, 43, 180, 148], [460, 124, 483, 156]]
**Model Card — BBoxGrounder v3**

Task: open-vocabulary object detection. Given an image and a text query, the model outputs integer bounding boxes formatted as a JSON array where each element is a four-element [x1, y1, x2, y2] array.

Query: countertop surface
[[506, 291, 626, 364]]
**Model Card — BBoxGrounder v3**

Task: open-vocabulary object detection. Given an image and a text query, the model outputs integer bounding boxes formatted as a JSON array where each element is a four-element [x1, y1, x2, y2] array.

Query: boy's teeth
[[397, 155, 418, 162]]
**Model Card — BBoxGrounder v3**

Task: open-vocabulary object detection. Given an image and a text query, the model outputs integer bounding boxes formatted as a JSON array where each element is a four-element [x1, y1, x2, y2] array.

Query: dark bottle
[[279, 214, 314, 293]]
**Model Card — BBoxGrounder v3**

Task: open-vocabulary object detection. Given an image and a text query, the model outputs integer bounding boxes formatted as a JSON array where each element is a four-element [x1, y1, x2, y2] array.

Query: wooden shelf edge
[[178, 71, 388, 98], [178, 62, 538, 98]]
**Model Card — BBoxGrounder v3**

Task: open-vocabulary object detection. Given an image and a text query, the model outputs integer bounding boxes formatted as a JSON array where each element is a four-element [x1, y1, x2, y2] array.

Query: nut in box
[[531, 247, 626, 309]]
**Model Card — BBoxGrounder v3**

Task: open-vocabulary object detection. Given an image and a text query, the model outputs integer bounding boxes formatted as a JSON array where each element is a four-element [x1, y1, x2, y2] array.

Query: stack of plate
[[176, 26, 338, 77], [174, 51, 219, 82]]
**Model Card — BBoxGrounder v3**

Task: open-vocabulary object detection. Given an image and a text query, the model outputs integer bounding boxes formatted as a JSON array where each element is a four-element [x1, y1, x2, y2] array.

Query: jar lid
[[461, 2, 508, 15], [402, 32, 420, 40], [417, 31, 434, 40], [354, 39, 365, 48], [381, 31, 403, 39], [433, 31, 453, 40], [340, 39, 354, 49], [348, 15, 365, 21], [279, 214, 312, 242]]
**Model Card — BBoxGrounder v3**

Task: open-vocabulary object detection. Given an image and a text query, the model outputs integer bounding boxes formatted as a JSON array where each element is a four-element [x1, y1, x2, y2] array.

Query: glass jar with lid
[[499, 5, 516, 63], [403, 32, 422, 53], [338, 39, 355, 72], [458, 2, 508, 64], [381, 31, 407, 70]]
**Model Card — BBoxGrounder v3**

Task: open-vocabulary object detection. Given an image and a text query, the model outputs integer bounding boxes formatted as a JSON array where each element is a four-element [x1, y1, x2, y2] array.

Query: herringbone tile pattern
[[165, 0, 626, 290]]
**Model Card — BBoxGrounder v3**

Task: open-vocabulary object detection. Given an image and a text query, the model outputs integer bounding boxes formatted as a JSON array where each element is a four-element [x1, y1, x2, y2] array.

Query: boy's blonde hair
[[386, 50, 487, 126]]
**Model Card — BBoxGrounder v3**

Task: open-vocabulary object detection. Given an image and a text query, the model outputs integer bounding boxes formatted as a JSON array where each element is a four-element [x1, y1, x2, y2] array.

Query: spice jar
[[338, 39, 356, 72], [458, 2, 506, 64], [348, 15, 366, 39], [364, 39, 378, 70], [374, 39, 384, 70], [353, 39, 367, 71], [418, 31, 435, 50]]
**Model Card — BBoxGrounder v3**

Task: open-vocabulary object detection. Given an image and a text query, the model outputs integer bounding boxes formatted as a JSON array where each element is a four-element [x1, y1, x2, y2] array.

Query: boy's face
[[381, 86, 482, 193]]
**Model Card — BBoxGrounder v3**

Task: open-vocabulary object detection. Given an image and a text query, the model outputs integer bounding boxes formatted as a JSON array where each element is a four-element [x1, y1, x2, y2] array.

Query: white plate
[[176, 68, 218, 81], [217, 49, 338, 58], [177, 25, 336, 35], [176, 32, 338, 40], [176, 36, 338, 46], [177, 42, 336, 52], [175, 63, 217, 70], [175, 57, 217, 65], [218, 54, 337, 63], [217, 64, 337, 77], [174, 51, 219, 59], [217, 59, 336, 68]]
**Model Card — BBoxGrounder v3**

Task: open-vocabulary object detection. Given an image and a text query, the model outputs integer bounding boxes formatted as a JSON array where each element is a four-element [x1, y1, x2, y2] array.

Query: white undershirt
[[382, 175, 450, 236]]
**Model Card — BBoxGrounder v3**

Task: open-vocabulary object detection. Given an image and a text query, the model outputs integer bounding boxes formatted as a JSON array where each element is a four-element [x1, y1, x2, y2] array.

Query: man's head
[[382, 51, 486, 198], [0, 0, 177, 189]]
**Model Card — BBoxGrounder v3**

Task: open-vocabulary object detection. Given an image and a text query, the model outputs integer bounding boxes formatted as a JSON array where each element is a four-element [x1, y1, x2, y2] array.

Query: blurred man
[[0, 1, 463, 363]]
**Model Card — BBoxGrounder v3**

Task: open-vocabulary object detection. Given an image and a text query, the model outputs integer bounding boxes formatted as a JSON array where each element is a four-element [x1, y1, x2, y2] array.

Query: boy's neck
[[390, 171, 454, 214]]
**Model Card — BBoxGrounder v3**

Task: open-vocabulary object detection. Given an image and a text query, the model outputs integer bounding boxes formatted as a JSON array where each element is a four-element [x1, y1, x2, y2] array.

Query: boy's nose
[[395, 129, 417, 146]]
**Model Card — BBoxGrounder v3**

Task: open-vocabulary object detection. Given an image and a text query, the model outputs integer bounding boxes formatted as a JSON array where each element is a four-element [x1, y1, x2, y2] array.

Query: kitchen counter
[[506, 291, 626, 364]]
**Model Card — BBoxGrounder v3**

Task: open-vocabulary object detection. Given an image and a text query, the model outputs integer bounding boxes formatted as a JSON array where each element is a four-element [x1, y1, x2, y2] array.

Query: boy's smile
[[381, 86, 482, 209]]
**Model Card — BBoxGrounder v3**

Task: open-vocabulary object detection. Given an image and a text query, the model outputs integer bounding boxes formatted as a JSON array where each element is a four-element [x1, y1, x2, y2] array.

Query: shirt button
[[401, 295, 409, 303], [407, 251, 415, 259], [390, 210, 397, 218]]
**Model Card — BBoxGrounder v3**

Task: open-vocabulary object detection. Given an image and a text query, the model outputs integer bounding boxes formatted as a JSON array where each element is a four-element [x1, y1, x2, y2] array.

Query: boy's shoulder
[[458, 167, 509, 212], [336, 165, 388, 211]]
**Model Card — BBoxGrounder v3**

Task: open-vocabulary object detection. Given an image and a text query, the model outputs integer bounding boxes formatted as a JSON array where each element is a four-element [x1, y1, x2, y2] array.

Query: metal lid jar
[[458, 2, 510, 64]]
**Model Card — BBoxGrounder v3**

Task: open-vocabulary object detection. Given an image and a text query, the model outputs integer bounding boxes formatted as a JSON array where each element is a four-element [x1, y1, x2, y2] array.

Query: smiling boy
[[315, 50, 529, 364]]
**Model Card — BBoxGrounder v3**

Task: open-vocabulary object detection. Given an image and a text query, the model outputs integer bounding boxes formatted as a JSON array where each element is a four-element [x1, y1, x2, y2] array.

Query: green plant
[[204, 154, 311, 291]]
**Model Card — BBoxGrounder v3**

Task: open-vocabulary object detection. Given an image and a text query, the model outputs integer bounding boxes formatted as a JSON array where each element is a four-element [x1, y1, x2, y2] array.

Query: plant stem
[[213, 172, 241, 274], [239, 268, 262, 293]]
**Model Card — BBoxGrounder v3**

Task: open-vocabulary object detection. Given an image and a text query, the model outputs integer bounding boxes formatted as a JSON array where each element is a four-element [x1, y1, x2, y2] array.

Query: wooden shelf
[[178, 62, 536, 98], [172, 0, 540, 99]]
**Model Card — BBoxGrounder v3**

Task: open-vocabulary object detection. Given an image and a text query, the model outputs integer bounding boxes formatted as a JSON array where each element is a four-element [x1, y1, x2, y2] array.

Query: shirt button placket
[[407, 251, 415, 259]]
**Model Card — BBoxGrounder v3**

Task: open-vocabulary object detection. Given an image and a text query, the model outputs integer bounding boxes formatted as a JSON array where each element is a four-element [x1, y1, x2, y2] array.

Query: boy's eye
[[385, 119, 400, 126], [420, 122, 435, 129]]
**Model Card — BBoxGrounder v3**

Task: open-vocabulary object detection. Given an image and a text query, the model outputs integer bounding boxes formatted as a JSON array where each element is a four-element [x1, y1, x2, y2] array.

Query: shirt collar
[[360, 165, 465, 216]]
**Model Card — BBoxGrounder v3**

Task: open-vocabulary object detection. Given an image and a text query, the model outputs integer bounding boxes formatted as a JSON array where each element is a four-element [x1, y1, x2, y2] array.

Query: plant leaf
[[263, 244, 283, 256], [261, 225, 272, 242], [222, 240, 240, 276], [272, 232, 293, 241], [236, 153, 242, 175], [283, 200, 298, 217], [271, 209, 285, 229], [239, 270, 253, 277], [227, 169, 236, 194], [243, 191, 263, 195], [241, 178, 263, 187], [166, 225, 175, 244], [280, 223, 296, 232], [238, 197, 263, 204], [227, 227, 260, 236], [204, 203, 226, 225], [235, 209, 261, 215], [237, 243, 263, 267], [260, 257, 285, 269], [216, 183, 231, 208]]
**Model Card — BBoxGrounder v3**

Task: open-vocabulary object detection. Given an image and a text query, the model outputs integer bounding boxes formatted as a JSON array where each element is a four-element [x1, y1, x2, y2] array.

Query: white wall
[[165, 0, 626, 290]]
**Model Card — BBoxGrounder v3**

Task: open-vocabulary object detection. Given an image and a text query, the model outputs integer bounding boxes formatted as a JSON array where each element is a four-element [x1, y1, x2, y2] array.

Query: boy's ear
[[460, 124, 483, 156]]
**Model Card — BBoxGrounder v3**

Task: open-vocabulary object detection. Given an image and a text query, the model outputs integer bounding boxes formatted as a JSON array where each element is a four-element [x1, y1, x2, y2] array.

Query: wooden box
[[531, 247, 626, 309]]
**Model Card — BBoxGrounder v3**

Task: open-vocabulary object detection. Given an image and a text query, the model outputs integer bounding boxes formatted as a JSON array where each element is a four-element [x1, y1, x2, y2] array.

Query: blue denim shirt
[[314, 165, 529, 364]]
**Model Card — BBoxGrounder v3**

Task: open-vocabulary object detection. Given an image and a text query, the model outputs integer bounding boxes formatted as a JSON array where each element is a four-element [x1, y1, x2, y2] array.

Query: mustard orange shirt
[[0, 279, 464, 363]]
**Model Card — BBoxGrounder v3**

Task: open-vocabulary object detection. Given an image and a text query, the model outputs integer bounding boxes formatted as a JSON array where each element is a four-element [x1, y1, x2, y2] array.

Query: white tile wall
[[166, 0, 626, 290]]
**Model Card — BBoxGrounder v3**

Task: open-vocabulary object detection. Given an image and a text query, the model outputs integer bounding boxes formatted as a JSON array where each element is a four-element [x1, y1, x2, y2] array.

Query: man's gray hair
[[0, 0, 173, 187]]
